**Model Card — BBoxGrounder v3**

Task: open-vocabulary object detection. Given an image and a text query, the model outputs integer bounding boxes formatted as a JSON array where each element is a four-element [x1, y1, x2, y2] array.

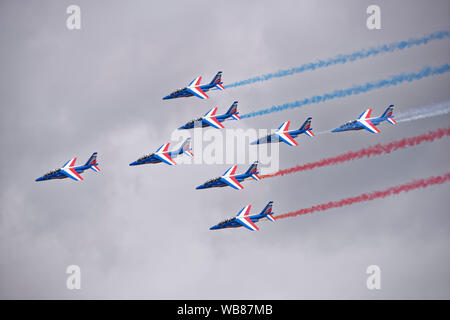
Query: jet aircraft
[[178, 101, 240, 130], [210, 201, 276, 231], [332, 105, 396, 134], [35, 152, 100, 182], [162, 71, 224, 100], [251, 117, 314, 146], [129, 138, 193, 166], [196, 161, 260, 190]]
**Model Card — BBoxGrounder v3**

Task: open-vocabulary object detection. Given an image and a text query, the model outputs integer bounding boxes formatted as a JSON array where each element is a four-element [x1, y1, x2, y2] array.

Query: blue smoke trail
[[240, 64, 450, 119], [225, 28, 450, 89]]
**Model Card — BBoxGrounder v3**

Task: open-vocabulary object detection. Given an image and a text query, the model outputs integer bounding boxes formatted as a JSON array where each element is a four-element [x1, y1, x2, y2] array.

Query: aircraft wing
[[357, 108, 380, 133], [61, 158, 84, 181], [276, 121, 298, 146], [236, 205, 259, 231], [155, 153, 177, 166], [221, 176, 244, 190], [203, 107, 224, 129], [155, 143, 177, 165], [358, 119, 380, 133], [187, 87, 208, 99], [221, 165, 243, 190], [277, 131, 298, 146], [237, 216, 259, 231]]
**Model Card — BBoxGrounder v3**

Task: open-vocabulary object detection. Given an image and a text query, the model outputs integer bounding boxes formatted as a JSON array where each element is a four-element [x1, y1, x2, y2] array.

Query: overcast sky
[[1, 0, 449, 299]]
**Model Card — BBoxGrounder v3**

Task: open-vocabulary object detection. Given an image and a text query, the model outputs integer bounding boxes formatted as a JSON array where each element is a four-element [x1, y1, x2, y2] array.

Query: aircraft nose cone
[[331, 128, 340, 133], [178, 125, 186, 130], [129, 161, 138, 166], [196, 185, 205, 190], [35, 177, 43, 182], [210, 225, 218, 230]]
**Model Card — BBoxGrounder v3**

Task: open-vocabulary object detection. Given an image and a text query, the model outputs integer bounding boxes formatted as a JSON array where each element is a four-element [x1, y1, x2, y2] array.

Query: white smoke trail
[[312, 100, 450, 134], [396, 100, 450, 123]]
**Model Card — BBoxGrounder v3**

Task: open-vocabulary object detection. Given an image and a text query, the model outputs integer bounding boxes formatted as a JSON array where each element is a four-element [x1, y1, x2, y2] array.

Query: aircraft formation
[[36, 72, 397, 231]]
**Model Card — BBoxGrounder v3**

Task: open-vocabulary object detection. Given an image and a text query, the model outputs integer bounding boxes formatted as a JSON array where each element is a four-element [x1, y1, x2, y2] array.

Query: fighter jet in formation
[[332, 105, 396, 134], [178, 101, 240, 130], [129, 138, 193, 166], [210, 201, 275, 231], [162, 71, 224, 100], [35, 152, 100, 182], [251, 117, 314, 146], [196, 161, 260, 190]]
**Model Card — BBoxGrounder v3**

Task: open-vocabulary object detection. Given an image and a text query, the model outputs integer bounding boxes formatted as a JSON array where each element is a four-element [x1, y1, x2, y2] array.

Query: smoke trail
[[225, 29, 450, 89], [311, 100, 450, 134], [276, 172, 450, 220], [396, 100, 450, 123], [262, 127, 450, 179], [240, 64, 450, 119]]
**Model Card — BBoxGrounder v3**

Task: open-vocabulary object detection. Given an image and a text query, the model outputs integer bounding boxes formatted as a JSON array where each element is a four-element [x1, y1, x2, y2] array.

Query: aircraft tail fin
[[260, 201, 275, 221], [381, 105, 394, 118], [85, 152, 100, 172], [179, 138, 194, 158], [210, 71, 222, 85], [381, 105, 396, 124], [225, 101, 240, 120], [210, 71, 224, 90], [245, 161, 260, 181], [299, 117, 314, 137]]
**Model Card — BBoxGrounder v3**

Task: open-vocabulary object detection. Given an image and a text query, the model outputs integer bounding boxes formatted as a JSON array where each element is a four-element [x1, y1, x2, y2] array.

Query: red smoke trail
[[276, 173, 450, 220], [262, 127, 450, 179]]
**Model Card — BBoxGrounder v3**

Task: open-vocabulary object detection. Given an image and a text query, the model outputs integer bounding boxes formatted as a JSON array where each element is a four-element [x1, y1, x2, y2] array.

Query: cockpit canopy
[[205, 177, 220, 184], [343, 120, 356, 126], [186, 118, 203, 126], [44, 169, 60, 176], [171, 87, 186, 95], [137, 153, 153, 161], [218, 217, 234, 225]]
